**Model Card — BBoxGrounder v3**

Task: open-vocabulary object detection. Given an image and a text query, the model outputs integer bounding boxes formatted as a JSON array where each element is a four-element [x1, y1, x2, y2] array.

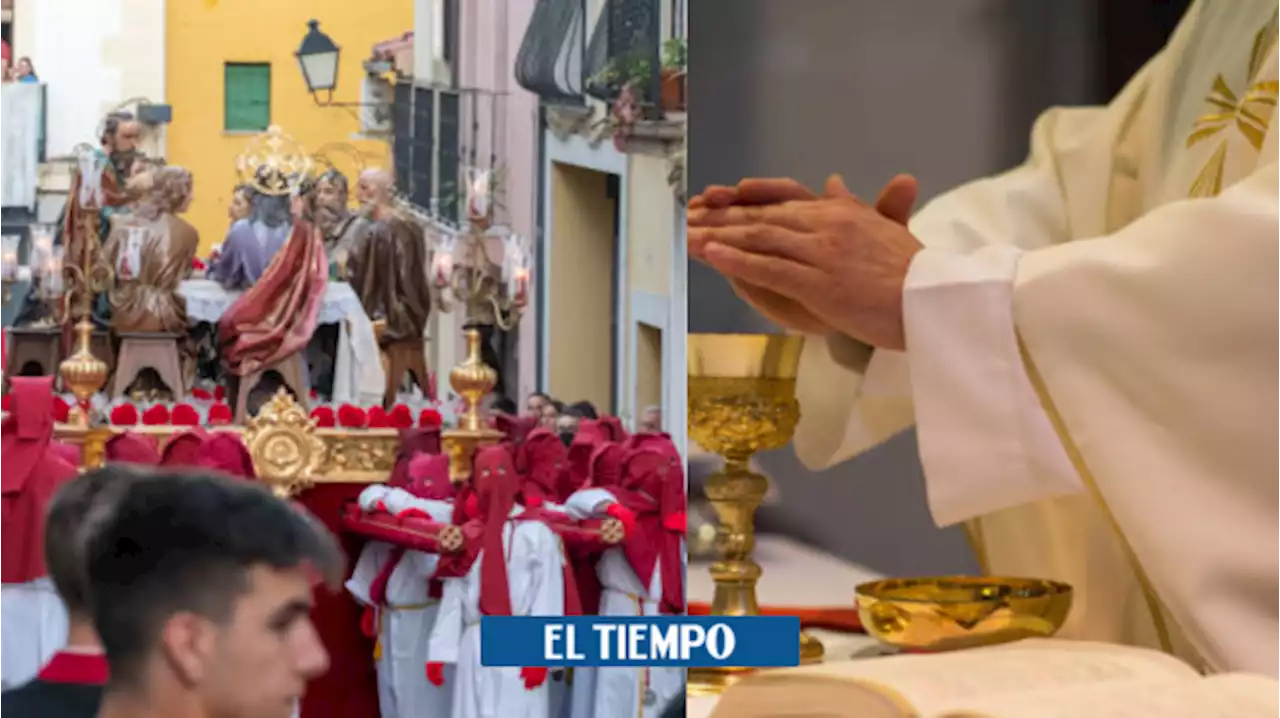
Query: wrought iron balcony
[[583, 0, 661, 109], [515, 0, 587, 101]]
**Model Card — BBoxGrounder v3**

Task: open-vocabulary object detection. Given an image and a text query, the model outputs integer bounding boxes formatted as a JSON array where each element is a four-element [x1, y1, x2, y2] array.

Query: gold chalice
[[686, 333, 821, 695], [856, 576, 1073, 652]]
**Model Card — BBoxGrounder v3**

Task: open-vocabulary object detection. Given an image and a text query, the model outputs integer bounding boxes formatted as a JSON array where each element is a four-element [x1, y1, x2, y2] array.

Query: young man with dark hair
[[87, 471, 343, 718], [2, 466, 140, 716]]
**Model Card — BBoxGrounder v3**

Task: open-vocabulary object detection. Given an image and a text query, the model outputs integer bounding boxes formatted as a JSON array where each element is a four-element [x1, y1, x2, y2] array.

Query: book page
[[932, 673, 1279, 717], [759, 639, 1198, 710]]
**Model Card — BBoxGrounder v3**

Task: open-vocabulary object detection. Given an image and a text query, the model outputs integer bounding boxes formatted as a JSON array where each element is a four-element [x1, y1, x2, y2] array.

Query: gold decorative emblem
[[320, 434, 399, 476], [236, 126, 314, 196], [437, 524, 464, 553], [1186, 12, 1278, 197], [598, 517, 625, 545], [243, 389, 327, 497]]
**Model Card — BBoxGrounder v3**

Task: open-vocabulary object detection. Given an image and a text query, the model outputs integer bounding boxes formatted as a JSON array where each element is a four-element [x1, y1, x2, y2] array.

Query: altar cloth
[[179, 279, 384, 406]]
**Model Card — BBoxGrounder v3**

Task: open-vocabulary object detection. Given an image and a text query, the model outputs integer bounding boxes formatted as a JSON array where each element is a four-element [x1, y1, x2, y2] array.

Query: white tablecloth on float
[[179, 279, 385, 406], [686, 534, 885, 718]]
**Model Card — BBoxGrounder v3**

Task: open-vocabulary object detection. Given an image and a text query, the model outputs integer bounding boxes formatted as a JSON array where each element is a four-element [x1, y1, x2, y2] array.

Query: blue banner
[[480, 615, 801, 667]]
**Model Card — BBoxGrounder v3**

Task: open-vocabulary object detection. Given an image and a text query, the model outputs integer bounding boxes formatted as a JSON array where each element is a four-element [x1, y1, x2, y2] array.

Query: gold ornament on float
[[243, 389, 326, 497], [235, 126, 314, 196]]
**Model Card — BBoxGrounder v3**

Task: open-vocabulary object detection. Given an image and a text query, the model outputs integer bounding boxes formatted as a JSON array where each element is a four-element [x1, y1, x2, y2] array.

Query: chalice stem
[[705, 455, 767, 617]]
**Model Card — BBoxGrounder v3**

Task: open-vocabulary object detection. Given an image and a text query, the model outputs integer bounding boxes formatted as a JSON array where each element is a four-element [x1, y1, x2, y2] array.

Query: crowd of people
[[497, 392, 663, 447], [1, 42, 39, 84], [0, 376, 688, 718]]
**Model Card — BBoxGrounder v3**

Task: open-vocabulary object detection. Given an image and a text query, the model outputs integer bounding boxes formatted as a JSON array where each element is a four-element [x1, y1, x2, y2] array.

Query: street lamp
[[295, 19, 341, 103]]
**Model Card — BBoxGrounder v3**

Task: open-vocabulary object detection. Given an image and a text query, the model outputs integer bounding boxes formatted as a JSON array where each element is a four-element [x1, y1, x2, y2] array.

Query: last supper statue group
[[0, 121, 688, 718], [13, 120, 449, 421]]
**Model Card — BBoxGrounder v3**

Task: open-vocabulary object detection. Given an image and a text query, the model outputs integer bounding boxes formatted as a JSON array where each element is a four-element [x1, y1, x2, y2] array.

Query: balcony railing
[[392, 82, 508, 226], [1, 81, 48, 211], [515, 0, 587, 101], [583, 0, 661, 110]]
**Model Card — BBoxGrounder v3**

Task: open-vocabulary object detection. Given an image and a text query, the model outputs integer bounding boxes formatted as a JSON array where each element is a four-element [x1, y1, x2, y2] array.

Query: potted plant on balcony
[[660, 37, 687, 112], [587, 53, 653, 101]]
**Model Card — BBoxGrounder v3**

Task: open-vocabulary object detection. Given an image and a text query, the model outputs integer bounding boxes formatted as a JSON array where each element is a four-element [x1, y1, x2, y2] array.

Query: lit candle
[[432, 251, 454, 288], [31, 224, 54, 260], [466, 168, 491, 221], [513, 267, 530, 307]]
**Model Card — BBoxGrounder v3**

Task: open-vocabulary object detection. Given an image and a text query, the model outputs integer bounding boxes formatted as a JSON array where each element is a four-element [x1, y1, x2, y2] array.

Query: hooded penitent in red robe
[[2, 377, 81, 584], [103, 432, 162, 466], [1, 377, 83, 689], [436, 447, 582, 616], [613, 435, 686, 615]]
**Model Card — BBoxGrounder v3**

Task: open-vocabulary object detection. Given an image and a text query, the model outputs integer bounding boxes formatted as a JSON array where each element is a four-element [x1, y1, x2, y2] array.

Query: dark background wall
[[687, 0, 1190, 576]]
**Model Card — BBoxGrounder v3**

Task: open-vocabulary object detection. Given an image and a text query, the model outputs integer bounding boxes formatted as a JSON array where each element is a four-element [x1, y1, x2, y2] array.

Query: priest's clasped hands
[[688, 174, 924, 351]]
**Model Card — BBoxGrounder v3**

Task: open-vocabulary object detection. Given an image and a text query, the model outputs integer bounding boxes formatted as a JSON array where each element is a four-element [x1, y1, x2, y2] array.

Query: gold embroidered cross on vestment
[[1186, 12, 1278, 197]]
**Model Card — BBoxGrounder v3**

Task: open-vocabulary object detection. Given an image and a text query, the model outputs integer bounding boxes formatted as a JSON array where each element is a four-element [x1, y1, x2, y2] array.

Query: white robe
[[349, 486, 458, 717], [562, 489, 686, 718], [428, 518, 567, 718], [793, 0, 1278, 677], [0, 578, 67, 689]]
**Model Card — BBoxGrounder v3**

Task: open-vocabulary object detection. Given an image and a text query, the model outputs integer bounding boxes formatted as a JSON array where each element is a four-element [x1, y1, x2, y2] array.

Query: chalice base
[[686, 666, 758, 696], [800, 629, 825, 663]]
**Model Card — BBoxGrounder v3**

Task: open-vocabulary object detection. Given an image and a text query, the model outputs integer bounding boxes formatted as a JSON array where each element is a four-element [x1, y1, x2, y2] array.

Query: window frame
[[223, 62, 272, 133]]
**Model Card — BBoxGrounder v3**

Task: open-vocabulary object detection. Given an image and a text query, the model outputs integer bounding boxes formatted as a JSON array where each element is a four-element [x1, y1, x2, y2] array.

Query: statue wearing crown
[[212, 128, 330, 406]]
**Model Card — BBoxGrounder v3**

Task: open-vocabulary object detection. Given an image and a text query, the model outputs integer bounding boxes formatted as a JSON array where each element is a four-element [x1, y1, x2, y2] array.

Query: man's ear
[[160, 612, 218, 687]]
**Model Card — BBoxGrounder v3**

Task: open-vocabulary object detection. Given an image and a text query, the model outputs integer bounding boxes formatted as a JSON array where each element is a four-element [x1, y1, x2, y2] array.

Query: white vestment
[[0, 578, 68, 689], [794, 0, 1278, 677], [349, 486, 457, 717], [429, 519, 567, 718]]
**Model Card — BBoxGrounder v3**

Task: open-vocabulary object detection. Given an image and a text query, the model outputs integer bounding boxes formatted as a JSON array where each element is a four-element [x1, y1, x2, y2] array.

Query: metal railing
[[1, 81, 48, 211], [583, 0, 661, 108]]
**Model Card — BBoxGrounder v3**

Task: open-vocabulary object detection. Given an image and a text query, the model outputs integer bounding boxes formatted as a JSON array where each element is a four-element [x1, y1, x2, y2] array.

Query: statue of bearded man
[[103, 166, 199, 334], [314, 169, 368, 278], [348, 170, 434, 344], [61, 111, 145, 270]]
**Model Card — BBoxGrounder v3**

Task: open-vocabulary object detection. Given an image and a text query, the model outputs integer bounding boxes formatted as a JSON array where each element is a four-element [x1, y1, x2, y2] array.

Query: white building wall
[[12, 0, 165, 159]]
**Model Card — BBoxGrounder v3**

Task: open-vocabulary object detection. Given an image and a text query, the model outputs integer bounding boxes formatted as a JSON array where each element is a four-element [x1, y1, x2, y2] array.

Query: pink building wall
[[456, 0, 540, 401]]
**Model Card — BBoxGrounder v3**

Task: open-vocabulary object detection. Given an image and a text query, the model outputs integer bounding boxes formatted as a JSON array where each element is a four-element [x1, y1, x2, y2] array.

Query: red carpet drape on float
[[297, 485, 381, 718]]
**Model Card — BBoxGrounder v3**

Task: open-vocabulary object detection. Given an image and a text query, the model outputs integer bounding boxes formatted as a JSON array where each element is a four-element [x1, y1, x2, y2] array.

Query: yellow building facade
[[165, 0, 411, 252]]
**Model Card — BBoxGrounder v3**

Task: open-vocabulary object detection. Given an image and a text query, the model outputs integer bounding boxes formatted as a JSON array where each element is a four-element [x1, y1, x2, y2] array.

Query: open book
[[707, 639, 1279, 717]]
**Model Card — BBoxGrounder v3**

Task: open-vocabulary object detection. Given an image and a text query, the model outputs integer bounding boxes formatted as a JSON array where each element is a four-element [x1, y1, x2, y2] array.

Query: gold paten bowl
[[856, 576, 1072, 652]]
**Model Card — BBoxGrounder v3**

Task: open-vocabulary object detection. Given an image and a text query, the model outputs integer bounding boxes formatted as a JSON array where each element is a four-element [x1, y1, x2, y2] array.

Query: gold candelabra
[[57, 212, 115, 427], [686, 333, 823, 695], [430, 218, 529, 483]]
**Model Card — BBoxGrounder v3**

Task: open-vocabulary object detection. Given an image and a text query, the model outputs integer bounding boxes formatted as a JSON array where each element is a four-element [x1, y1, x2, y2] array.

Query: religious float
[[4, 122, 531, 479], [2, 122, 554, 717]]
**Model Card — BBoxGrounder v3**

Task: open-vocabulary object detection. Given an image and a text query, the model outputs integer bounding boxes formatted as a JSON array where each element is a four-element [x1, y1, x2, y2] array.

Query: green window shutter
[[224, 63, 271, 132]]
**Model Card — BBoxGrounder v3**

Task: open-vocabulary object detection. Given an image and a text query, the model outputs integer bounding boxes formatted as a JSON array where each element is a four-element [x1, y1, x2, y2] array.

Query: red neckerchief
[[37, 650, 109, 685]]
